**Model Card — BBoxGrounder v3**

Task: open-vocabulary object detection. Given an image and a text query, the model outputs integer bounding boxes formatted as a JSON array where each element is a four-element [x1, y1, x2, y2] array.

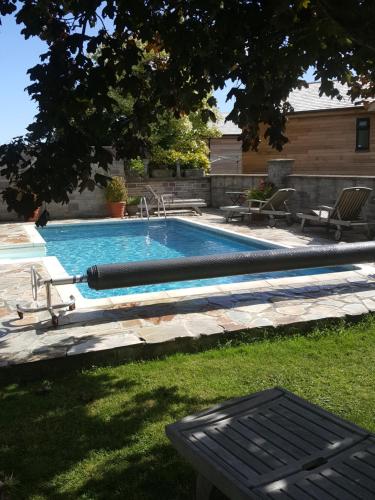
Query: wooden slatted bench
[[166, 387, 375, 499]]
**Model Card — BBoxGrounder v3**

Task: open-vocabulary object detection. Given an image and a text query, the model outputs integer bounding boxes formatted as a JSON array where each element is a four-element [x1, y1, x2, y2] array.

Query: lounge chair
[[143, 185, 207, 216], [220, 188, 295, 226], [166, 387, 375, 500], [297, 186, 374, 241]]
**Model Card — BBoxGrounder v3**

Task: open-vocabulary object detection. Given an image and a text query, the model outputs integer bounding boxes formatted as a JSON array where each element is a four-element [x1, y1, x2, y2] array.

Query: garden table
[[166, 387, 375, 499], [225, 191, 247, 205]]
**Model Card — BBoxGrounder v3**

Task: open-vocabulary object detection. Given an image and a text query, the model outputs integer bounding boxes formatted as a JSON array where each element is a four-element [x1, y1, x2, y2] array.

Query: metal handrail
[[160, 194, 167, 219], [140, 196, 150, 220]]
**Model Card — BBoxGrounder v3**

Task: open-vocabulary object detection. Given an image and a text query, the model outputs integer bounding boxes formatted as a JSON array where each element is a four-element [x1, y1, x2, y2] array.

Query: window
[[356, 118, 370, 151]]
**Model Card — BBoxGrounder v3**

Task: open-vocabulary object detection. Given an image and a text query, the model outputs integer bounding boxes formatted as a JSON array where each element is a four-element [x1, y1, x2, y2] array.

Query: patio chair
[[143, 185, 207, 216], [297, 186, 374, 241], [220, 188, 295, 226], [166, 387, 375, 500]]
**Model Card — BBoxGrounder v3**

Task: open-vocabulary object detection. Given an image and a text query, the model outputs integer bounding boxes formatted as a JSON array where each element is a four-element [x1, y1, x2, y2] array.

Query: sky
[[0, 13, 316, 144], [0, 13, 47, 144]]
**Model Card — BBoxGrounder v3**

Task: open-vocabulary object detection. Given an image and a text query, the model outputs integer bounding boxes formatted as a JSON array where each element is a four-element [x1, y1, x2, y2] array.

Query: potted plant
[[25, 206, 41, 222], [181, 151, 209, 178], [22, 192, 41, 222], [126, 196, 141, 216], [149, 148, 175, 178], [4, 187, 41, 222], [246, 179, 276, 202], [125, 157, 145, 180], [105, 176, 128, 218], [245, 179, 277, 224]]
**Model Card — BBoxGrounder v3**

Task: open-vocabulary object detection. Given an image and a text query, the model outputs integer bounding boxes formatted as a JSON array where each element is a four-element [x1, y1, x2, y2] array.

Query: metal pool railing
[[17, 241, 375, 326]]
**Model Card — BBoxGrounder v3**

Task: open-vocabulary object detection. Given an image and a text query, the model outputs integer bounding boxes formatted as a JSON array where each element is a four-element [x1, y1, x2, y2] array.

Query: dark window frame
[[356, 117, 370, 152]]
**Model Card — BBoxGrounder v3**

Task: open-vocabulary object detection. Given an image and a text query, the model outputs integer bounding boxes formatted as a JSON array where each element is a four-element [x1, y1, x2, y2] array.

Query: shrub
[[126, 157, 145, 178], [148, 148, 179, 171], [179, 151, 210, 172], [127, 195, 141, 206], [104, 176, 128, 202], [246, 179, 276, 201], [149, 148, 210, 173]]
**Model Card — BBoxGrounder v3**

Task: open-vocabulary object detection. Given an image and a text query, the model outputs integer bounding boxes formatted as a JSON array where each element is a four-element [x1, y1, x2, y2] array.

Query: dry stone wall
[[0, 159, 211, 221], [2, 155, 375, 220], [210, 172, 375, 219]]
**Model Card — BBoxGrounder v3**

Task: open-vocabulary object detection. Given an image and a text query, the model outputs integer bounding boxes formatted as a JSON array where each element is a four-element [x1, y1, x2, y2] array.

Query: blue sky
[[0, 13, 47, 144], [0, 13, 316, 144]]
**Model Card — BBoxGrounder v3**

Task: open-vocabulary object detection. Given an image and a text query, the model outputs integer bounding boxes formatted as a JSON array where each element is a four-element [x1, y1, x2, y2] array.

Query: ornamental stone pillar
[[267, 159, 294, 187]]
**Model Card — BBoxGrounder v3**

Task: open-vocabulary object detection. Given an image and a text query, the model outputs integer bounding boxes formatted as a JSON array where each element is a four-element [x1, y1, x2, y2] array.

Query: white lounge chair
[[297, 186, 374, 241], [143, 185, 207, 216], [220, 188, 295, 226]]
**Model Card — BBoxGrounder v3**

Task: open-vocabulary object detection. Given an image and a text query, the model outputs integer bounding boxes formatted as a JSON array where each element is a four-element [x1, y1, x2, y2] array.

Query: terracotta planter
[[24, 207, 41, 222], [107, 201, 126, 218]]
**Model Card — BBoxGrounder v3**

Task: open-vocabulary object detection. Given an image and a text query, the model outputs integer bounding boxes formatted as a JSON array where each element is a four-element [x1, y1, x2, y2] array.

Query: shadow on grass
[[0, 371, 226, 499]]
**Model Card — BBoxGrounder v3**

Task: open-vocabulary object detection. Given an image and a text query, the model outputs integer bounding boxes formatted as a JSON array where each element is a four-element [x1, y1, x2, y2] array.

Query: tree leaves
[[1, 1, 375, 216], [0, 0, 16, 22]]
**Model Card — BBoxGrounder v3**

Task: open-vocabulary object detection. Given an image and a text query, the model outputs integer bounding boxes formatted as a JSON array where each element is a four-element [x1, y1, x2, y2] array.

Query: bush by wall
[[149, 148, 210, 173]]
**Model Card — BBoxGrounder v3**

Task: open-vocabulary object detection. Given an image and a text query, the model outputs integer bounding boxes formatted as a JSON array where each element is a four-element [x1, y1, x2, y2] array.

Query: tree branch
[[318, 0, 375, 55]]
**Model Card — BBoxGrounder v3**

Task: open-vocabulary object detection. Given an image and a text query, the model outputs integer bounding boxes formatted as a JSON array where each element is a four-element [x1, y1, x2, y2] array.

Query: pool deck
[[1, 211, 375, 378]]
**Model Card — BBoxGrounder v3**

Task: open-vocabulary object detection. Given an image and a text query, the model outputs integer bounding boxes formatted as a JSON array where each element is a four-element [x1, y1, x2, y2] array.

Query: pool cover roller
[[86, 241, 375, 290]]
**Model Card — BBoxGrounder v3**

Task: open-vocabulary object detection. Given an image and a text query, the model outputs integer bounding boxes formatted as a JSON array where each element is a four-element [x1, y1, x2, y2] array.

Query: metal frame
[[16, 267, 86, 327], [139, 196, 150, 220]]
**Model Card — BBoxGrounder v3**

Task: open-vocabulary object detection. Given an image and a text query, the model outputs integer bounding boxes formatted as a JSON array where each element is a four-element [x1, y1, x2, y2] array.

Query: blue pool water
[[39, 220, 352, 298]]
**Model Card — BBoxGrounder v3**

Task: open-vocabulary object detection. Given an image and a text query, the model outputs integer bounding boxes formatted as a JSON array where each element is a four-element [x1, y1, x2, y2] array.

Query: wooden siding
[[240, 109, 375, 175], [210, 136, 242, 174]]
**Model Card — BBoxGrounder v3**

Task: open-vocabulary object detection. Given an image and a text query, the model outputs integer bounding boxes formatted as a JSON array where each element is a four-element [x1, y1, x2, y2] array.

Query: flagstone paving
[[0, 223, 32, 246], [1, 212, 375, 376]]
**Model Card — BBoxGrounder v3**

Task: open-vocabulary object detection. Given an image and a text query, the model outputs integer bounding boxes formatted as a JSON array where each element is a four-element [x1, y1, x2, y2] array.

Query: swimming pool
[[39, 219, 353, 298]]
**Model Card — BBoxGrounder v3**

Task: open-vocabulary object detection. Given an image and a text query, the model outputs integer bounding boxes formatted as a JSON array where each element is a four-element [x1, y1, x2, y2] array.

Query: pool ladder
[[140, 196, 150, 220], [139, 195, 166, 219]]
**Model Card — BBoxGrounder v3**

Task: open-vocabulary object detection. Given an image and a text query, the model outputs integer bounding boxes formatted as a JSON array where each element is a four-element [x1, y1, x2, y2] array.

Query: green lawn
[[1, 317, 375, 499]]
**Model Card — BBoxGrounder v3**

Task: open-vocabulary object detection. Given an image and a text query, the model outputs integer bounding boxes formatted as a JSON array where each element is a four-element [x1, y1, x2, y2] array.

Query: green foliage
[[246, 179, 277, 201], [104, 176, 127, 203], [1, 1, 375, 214], [110, 55, 220, 175], [1, 316, 375, 497], [125, 157, 145, 178], [149, 148, 210, 173], [127, 196, 141, 206], [147, 108, 221, 157], [0, 0, 16, 20]]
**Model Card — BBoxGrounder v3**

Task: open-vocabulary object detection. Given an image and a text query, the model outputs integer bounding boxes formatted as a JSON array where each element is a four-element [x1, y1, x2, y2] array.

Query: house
[[210, 82, 375, 175]]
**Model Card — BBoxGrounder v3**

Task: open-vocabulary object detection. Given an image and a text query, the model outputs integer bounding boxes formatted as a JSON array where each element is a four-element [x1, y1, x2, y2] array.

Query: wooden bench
[[166, 387, 375, 499]]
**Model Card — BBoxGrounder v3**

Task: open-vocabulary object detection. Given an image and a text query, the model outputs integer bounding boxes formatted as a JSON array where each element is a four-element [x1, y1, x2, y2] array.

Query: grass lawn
[[1, 317, 375, 499]]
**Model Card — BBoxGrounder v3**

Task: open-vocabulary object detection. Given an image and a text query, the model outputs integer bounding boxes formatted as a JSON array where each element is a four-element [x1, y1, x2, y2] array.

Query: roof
[[288, 81, 361, 112], [215, 116, 242, 135], [218, 81, 363, 135]]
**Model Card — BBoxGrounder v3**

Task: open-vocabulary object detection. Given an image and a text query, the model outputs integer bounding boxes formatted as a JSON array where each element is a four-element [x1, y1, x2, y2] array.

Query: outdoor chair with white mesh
[[297, 186, 374, 241]]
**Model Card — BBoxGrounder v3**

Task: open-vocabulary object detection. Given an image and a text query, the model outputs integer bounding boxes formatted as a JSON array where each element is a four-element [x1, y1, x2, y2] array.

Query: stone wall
[[210, 159, 375, 219], [127, 178, 211, 202], [210, 174, 264, 207], [2, 156, 375, 220], [0, 161, 211, 221], [287, 175, 375, 218]]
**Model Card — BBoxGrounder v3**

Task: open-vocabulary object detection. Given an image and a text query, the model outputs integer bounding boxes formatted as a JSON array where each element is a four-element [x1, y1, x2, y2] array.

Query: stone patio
[[1, 210, 375, 378]]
